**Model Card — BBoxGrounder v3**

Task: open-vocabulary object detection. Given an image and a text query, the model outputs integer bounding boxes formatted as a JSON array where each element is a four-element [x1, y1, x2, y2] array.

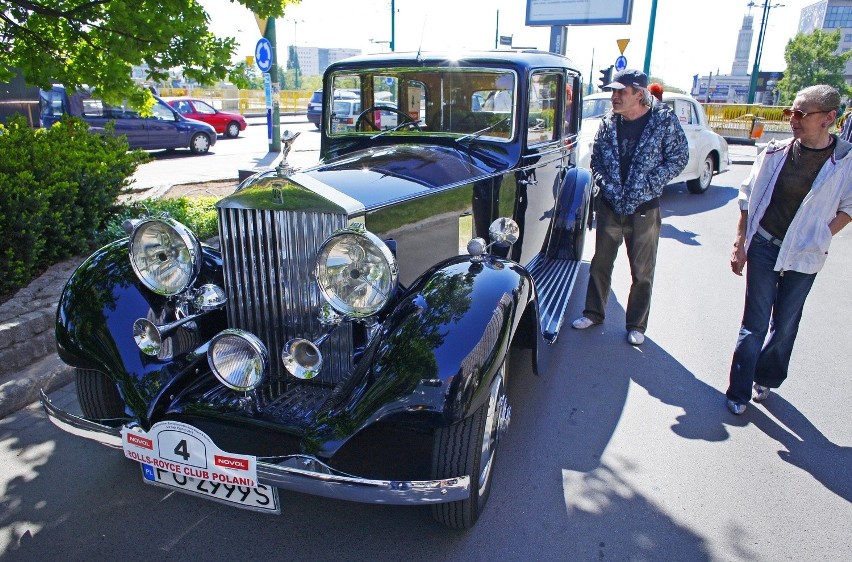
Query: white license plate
[[142, 464, 280, 514]]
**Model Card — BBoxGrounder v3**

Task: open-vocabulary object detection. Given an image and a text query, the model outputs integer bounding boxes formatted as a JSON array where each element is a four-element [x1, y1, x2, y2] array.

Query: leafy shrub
[[96, 196, 221, 248], [0, 115, 148, 297]]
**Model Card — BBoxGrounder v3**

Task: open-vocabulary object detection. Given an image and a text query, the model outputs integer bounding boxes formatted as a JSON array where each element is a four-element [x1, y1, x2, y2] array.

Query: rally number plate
[[142, 464, 280, 514]]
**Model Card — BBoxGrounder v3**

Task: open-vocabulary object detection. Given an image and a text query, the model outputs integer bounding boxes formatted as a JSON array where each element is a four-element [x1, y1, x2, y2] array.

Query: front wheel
[[686, 155, 714, 194], [431, 357, 510, 529], [189, 132, 211, 154], [76, 368, 125, 419], [225, 121, 241, 138]]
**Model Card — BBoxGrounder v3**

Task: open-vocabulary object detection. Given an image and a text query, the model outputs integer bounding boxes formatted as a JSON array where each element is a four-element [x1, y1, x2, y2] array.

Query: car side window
[[527, 71, 561, 146], [151, 102, 176, 121], [81, 99, 105, 118], [672, 99, 695, 126], [194, 101, 217, 115]]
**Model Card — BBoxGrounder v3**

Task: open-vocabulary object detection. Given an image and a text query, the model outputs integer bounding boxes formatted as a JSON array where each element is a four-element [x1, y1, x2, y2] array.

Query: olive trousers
[[583, 202, 662, 333]]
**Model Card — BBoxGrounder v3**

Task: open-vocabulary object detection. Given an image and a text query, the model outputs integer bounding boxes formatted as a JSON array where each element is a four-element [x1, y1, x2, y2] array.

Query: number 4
[[174, 439, 190, 461]]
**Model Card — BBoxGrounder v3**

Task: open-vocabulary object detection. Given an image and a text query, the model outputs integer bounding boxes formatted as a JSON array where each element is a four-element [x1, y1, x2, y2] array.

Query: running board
[[526, 254, 582, 344]]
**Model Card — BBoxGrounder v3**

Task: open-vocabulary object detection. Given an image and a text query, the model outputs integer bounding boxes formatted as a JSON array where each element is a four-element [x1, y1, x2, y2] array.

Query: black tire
[[686, 155, 714, 194], [225, 121, 241, 138], [75, 368, 125, 419], [189, 132, 211, 154], [431, 356, 510, 529]]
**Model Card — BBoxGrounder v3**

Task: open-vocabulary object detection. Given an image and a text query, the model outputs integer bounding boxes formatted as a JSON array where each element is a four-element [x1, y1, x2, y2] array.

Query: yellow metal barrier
[[158, 88, 311, 115], [701, 103, 790, 141]]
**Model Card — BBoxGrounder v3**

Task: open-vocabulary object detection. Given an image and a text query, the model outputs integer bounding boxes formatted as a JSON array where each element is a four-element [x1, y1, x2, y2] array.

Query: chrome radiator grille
[[218, 207, 353, 385]]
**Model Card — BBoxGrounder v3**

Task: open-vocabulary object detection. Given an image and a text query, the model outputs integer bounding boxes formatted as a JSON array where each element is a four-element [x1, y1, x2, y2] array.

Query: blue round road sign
[[255, 38, 273, 73], [615, 55, 627, 72]]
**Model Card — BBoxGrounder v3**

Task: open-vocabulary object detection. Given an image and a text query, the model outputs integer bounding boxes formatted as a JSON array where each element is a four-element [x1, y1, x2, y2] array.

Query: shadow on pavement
[[659, 182, 738, 246], [754, 394, 852, 502]]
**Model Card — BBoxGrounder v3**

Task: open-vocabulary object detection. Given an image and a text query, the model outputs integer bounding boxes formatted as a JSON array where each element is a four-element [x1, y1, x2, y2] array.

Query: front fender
[[315, 254, 533, 448], [55, 239, 226, 421], [546, 166, 593, 261]]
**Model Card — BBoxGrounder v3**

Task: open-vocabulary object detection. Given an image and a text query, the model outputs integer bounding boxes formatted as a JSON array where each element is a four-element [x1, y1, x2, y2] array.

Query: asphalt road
[[2, 162, 850, 560]]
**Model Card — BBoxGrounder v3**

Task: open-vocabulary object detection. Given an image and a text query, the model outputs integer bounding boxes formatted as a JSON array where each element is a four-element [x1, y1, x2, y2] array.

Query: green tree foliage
[[0, 0, 300, 108], [777, 29, 852, 105], [0, 115, 148, 297]]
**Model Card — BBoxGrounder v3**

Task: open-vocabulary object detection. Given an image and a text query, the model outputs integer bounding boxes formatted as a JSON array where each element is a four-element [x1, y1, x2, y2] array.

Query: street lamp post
[[747, 0, 784, 104], [292, 19, 302, 90]]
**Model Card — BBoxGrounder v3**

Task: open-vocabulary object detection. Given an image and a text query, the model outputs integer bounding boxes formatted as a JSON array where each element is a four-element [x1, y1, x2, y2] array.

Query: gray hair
[[626, 86, 654, 107], [797, 85, 841, 112]]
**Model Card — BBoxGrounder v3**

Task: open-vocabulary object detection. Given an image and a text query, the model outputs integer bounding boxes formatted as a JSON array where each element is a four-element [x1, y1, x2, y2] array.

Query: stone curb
[[0, 354, 74, 420]]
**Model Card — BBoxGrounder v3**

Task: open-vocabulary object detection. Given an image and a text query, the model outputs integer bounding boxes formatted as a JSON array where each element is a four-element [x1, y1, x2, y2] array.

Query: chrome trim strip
[[290, 172, 365, 215], [40, 389, 124, 448], [40, 391, 470, 505]]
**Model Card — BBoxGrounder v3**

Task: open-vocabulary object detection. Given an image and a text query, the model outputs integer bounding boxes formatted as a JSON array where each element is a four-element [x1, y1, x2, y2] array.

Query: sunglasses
[[782, 108, 830, 119]]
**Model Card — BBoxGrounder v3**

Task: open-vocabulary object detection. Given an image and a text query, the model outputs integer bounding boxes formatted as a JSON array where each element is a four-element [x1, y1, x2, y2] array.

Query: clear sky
[[200, 0, 818, 92]]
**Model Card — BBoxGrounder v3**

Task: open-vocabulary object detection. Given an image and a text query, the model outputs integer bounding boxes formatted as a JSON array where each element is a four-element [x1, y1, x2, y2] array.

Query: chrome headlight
[[207, 329, 268, 391], [129, 218, 201, 296], [315, 225, 398, 317]]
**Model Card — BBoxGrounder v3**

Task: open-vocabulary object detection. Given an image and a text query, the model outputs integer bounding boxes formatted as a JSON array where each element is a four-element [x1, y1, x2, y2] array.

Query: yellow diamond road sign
[[617, 39, 630, 54]]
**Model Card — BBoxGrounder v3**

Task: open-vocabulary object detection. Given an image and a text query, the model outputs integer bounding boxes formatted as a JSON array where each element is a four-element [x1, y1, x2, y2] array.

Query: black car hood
[[301, 143, 508, 209]]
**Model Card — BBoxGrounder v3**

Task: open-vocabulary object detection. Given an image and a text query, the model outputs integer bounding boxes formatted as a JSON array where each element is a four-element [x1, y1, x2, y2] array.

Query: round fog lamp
[[207, 329, 268, 391]]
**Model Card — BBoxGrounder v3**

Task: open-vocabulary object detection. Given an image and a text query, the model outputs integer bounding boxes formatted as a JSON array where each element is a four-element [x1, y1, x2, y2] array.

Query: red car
[[165, 97, 247, 138]]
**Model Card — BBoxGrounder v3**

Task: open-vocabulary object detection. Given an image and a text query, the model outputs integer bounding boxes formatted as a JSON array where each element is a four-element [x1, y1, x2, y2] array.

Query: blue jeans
[[726, 232, 817, 404]]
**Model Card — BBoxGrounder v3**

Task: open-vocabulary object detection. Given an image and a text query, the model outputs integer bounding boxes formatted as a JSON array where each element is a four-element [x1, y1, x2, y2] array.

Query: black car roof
[[324, 50, 579, 74]]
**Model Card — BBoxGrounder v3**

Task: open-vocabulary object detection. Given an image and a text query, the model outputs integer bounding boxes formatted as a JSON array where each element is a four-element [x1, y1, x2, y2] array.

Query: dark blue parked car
[[41, 50, 592, 529], [40, 86, 217, 153]]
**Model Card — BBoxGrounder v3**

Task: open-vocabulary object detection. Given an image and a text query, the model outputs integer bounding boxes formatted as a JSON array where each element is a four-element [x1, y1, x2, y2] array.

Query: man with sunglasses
[[726, 85, 852, 415], [572, 69, 688, 345]]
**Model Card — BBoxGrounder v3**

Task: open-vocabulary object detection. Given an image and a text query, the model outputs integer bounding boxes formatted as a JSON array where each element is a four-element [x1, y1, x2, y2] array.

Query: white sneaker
[[627, 330, 645, 345], [572, 316, 598, 329], [753, 383, 771, 402], [726, 399, 747, 415]]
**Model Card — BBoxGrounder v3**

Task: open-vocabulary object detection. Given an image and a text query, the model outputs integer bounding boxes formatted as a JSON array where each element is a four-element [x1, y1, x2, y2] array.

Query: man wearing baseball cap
[[572, 69, 688, 345]]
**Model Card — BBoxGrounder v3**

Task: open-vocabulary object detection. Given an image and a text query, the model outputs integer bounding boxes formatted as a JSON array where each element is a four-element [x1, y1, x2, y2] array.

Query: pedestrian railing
[[702, 103, 789, 141], [158, 87, 311, 116]]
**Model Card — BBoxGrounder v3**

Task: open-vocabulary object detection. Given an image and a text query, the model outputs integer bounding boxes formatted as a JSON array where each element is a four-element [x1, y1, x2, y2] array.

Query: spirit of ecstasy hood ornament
[[276, 130, 301, 177]]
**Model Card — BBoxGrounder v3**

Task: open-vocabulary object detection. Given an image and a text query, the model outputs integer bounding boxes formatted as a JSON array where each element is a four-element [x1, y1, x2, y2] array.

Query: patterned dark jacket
[[590, 101, 689, 215]]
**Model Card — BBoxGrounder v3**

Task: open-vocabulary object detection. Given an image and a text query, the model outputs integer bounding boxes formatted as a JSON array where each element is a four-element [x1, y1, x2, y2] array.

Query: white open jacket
[[739, 136, 852, 274]]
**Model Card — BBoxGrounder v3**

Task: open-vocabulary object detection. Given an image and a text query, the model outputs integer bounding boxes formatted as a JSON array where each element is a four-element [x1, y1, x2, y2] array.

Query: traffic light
[[598, 66, 614, 91]]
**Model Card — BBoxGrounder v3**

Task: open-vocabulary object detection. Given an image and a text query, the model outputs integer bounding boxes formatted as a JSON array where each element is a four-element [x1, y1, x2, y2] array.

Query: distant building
[[798, 0, 852, 92], [691, 13, 782, 103], [291, 47, 362, 76]]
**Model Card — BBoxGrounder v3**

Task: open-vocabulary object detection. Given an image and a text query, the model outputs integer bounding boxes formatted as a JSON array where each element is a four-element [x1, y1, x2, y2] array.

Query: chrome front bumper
[[39, 390, 469, 505]]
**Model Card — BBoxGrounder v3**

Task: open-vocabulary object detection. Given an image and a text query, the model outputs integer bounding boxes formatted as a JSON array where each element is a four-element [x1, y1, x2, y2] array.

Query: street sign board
[[615, 56, 627, 71], [255, 38, 272, 73], [526, 0, 634, 26]]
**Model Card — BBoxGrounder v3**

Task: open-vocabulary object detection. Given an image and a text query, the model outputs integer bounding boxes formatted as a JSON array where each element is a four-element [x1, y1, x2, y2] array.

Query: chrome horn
[[133, 315, 203, 357], [281, 328, 337, 380], [133, 284, 226, 356]]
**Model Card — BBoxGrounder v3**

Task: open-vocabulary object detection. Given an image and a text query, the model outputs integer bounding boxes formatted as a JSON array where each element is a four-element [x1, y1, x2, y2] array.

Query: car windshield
[[581, 97, 612, 119], [327, 67, 516, 141]]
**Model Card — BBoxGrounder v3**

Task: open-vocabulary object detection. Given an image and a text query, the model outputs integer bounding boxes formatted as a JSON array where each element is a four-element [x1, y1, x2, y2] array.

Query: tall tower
[[732, 14, 754, 76]]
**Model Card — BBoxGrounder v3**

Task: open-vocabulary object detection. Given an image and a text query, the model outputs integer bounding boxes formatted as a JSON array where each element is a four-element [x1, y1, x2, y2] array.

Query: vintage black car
[[41, 50, 593, 529]]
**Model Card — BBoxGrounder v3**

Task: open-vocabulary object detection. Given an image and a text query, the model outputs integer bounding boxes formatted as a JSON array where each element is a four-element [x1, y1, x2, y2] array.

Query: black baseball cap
[[605, 69, 649, 90]]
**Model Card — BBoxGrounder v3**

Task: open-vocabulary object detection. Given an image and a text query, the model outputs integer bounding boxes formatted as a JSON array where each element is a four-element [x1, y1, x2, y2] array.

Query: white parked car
[[578, 92, 730, 194]]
